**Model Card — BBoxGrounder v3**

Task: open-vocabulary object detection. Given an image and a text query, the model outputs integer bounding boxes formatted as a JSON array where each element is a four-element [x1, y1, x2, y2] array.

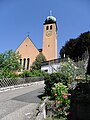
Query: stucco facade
[[42, 23, 57, 60], [16, 15, 57, 71], [16, 36, 39, 71]]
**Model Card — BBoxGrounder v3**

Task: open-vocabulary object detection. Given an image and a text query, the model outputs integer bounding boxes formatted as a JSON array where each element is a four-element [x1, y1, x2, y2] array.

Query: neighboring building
[[41, 58, 68, 74], [16, 15, 57, 71], [41, 58, 60, 74]]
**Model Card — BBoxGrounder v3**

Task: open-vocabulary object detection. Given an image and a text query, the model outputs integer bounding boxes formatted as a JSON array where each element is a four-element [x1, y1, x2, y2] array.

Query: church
[[16, 15, 58, 71]]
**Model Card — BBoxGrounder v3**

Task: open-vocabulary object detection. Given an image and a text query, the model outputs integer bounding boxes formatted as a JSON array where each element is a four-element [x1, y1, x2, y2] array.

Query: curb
[[0, 81, 44, 93]]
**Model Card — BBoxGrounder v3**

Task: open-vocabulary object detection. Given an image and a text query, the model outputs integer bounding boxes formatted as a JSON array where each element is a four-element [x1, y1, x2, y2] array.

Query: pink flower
[[68, 93, 71, 96], [63, 95, 68, 99], [54, 93, 57, 96]]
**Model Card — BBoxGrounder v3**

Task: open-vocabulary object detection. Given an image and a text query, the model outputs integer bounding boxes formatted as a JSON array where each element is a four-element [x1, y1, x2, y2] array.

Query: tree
[[86, 46, 90, 75], [60, 39, 78, 59], [0, 50, 21, 78], [31, 53, 46, 70], [60, 31, 90, 61]]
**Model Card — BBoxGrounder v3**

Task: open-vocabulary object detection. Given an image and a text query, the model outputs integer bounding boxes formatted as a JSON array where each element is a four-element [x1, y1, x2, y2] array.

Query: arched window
[[50, 25, 52, 30], [23, 58, 26, 70], [27, 58, 30, 70], [46, 26, 49, 30], [20, 59, 22, 66]]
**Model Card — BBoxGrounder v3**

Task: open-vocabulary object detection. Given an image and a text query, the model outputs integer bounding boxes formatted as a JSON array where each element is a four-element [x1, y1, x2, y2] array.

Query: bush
[[44, 58, 81, 96], [44, 72, 68, 96], [46, 83, 71, 119], [19, 70, 47, 77], [0, 69, 18, 79]]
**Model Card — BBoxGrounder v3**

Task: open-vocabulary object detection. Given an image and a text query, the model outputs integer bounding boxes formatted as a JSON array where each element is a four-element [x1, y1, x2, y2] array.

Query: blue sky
[[0, 0, 90, 57]]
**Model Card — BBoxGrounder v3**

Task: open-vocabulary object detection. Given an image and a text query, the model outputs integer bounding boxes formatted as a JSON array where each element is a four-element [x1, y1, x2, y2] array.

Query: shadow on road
[[12, 87, 44, 103]]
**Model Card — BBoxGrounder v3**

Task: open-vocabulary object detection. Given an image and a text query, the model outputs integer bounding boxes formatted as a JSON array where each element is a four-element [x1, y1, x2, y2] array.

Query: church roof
[[15, 36, 39, 52]]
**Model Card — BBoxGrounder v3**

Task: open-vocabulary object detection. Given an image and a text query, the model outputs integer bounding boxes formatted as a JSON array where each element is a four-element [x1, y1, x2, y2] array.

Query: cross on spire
[[27, 32, 30, 37], [50, 10, 52, 16]]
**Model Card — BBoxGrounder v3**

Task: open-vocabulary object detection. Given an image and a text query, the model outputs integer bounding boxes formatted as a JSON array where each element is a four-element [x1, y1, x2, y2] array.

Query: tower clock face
[[46, 31, 52, 37]]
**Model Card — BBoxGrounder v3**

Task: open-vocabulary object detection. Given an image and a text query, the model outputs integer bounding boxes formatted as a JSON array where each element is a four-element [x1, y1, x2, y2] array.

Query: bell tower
[[42, 15, 57, 61]]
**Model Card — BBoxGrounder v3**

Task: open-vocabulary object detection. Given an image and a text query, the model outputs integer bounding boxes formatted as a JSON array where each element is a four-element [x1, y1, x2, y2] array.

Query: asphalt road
[[0, 82, 45, 120]]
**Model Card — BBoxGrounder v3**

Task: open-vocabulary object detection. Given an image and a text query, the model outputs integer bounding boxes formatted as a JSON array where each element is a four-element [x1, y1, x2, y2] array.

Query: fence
[[0, 77, 44, 88]]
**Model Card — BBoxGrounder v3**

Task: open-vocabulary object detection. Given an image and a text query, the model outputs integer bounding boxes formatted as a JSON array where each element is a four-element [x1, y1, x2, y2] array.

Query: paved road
[[0, 82, 45, 120]]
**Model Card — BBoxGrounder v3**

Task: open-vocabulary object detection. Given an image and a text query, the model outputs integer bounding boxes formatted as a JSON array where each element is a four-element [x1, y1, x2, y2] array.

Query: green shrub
[[0, 69, 18, 79], [44, 72, 68, 96], [19, 70, 47, 77], [31, 70, 46, 77], [52, 82, 70, 101], [50, 82, 70, 119], [19, 70, 32, 77]]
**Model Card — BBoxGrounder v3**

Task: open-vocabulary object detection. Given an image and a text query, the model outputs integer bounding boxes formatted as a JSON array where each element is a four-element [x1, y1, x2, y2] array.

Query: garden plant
[[47, 82, 71, 120]]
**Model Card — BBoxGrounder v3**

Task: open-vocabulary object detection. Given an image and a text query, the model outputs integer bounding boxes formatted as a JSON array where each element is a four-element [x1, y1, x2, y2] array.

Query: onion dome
[[44, 15, 56, 25]]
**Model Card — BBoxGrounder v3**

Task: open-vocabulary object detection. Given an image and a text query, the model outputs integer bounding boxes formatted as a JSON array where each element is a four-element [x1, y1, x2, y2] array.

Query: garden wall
[[69, 82, 90, 120]]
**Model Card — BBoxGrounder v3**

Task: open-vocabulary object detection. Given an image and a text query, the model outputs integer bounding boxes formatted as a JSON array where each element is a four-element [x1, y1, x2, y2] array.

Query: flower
[[54, 93, 57, 96], [51, 82, 71, 118], [68, 93, 71, 96], [63, 95, 68, 99]]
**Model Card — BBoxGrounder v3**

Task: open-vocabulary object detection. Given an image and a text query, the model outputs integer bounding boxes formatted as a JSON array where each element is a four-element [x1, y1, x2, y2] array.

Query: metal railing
[[0, 77, 44, 88]]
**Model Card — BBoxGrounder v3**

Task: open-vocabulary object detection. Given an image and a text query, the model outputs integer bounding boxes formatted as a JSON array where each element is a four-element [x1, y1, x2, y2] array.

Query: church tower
[[42, 15, 57, 61]]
